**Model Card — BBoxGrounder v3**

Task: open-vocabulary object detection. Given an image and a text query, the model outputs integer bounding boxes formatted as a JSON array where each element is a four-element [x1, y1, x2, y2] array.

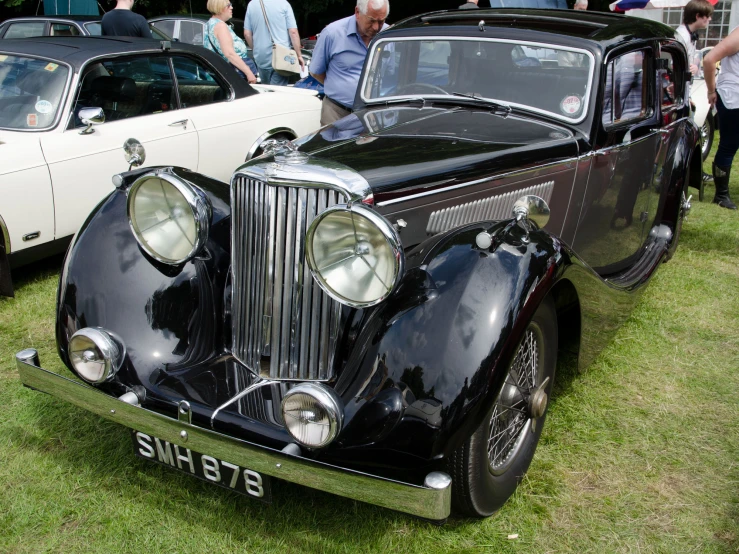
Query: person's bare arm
[[310, 72, 325, 84], [705, 27, 739, 106], [288, 28, 305, 71], [214, 22, 257, 83], [244, 29, 254, 50]]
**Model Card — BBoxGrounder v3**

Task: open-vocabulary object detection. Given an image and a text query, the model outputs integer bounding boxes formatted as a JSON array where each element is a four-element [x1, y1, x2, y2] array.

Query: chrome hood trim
[[234, 156, 372, 203]]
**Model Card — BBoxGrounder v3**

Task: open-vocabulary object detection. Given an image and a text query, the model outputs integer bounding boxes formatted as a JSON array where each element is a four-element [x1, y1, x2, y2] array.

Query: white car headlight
[[305, 204, 404, 308], [127, 172, 210, 264], [281, 383, 343, 448]]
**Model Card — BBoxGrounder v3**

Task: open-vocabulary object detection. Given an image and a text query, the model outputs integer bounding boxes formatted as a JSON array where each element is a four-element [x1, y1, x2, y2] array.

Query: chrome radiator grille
[[231, 176, 344, 381]]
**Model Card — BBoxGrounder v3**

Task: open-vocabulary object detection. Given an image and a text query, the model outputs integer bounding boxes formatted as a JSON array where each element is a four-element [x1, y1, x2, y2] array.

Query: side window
[[50, 24, 80, 37], [151, 20, 176, 39], [602, 50, 648, 126], [180, 21, 204, 46], [659, 49, 683, 110], [4, 22, 46, 38], [84, 22, 101, 35], [172, 56, 229, 108], [72, 56, 175, 127]]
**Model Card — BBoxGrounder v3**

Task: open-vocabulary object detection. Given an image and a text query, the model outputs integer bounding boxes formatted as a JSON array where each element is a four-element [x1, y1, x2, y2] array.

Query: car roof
[[0, 36, 214, 69], [387, 8, 675, 51], [149, 15, 244, 23], [0, 15, 101, 23]]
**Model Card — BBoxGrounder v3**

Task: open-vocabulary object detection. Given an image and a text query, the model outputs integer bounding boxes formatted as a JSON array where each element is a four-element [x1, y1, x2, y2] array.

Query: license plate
[[131, 431, 272, 503]]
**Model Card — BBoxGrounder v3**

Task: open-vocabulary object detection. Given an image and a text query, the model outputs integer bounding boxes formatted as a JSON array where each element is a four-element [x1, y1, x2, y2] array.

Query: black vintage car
[[16, 9, 701, 521]]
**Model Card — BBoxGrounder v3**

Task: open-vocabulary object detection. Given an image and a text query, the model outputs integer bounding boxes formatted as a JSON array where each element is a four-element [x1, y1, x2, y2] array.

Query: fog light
[[281, 383, 343, 448], [68, 328, 124, 384]]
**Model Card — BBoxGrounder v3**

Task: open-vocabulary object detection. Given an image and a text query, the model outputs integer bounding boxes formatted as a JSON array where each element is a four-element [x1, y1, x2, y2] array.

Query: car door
[[41, 54, 199, 240], [573, 47, 664, 272]]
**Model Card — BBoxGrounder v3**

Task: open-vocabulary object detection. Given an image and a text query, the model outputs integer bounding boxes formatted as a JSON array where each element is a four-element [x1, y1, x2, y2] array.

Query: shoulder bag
[[258, 0, 300, 76]]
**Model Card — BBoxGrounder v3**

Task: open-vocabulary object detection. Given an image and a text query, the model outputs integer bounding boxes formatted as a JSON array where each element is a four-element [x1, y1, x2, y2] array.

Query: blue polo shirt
[[310, 15, 387, 108]]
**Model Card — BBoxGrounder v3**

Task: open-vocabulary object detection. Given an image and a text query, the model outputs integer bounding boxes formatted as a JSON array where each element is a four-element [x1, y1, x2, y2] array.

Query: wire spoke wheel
[[447, 296, 557, 517], [487, 328, 540, 475]]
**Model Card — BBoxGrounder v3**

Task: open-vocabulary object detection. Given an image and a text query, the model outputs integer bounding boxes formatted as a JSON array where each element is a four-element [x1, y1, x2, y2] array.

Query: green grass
[[1, 145, 738, 553]]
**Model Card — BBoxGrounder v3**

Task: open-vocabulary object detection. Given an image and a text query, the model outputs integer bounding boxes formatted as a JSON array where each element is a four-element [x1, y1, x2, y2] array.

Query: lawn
[[1, 148, 738, 553]]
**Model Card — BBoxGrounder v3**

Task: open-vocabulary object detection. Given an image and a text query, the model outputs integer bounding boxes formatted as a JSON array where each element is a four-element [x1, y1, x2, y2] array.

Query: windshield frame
[[360, 36, 596, 124], [0, 52, 73, 132]]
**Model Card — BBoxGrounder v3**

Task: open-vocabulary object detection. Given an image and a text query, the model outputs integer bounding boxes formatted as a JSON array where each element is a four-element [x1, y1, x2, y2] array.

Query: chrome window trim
[[126, 168, 211, 265], [236, 158, 372, 203], [245, 127, 296, 161], [361, 36, 596, 124], [0, 53, 73, 132]]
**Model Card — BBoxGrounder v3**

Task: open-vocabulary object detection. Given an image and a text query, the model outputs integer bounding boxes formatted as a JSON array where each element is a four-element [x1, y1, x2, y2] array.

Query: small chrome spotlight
[[68, 328, 124, 384]]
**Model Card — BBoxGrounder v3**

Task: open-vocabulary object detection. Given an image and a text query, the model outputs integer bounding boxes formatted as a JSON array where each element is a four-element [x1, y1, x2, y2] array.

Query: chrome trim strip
[[16, 356, 451, 521], [245, 127, 296, 161], [0, 214, 10, 254], [360, 36, 596, 125], [426, 181, 554, 234], [235, 158, 372, 203], [376, 158, 577, 207]]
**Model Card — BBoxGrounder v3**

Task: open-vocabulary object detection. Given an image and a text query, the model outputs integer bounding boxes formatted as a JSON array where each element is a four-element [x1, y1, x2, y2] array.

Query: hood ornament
[[262, 139, 309, 165]]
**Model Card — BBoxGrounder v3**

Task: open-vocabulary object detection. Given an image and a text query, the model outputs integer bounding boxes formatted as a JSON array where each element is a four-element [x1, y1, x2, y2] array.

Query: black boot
[[712, 163, 738, 210]]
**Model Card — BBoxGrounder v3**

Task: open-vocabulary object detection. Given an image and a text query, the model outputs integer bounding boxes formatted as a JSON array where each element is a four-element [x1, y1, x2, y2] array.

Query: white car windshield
[[361, 38, 593, 122], [0, 55, 69, 130]]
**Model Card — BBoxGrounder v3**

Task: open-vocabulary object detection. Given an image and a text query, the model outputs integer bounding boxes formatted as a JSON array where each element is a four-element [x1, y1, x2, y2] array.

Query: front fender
[[331, 221, 565, 464]]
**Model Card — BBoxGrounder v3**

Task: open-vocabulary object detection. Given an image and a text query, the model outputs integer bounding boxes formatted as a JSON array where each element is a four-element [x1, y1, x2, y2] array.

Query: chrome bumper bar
[[16, 350, 452, 521]]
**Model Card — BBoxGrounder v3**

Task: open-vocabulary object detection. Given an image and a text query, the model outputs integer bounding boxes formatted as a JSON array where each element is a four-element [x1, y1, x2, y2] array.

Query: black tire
[[700, 113, 714, 163], [448, 295, 558, 517]]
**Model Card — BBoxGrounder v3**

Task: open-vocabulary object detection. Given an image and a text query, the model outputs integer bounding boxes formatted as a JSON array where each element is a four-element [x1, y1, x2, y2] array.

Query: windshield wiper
[[382, 96, 426, 108], [448, 92, 512, 115]]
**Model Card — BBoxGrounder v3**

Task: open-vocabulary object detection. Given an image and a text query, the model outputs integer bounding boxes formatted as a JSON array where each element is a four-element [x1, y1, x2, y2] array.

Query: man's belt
[[325, 96, 353, 112]]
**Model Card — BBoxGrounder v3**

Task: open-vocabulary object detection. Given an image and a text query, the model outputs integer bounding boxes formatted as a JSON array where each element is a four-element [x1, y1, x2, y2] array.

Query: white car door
[[167, 55, 321, 182], [41, 54, 199, 240]]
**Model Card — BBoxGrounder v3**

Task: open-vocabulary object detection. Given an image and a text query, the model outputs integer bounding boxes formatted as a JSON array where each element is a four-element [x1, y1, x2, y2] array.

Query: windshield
[[361, 38, 594, 122], [0, 54, 69, 130]]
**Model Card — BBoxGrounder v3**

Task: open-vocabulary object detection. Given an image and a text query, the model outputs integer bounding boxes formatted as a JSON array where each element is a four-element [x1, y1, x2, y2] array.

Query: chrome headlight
[[68, 328, 124, 384], [305, 204, 404, 308], [281, 383, 343, 448], [127, 172, 210, 264]]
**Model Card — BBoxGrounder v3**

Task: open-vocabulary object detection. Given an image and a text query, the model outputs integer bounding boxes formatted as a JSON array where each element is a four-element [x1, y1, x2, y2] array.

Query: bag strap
[[258, 0, 276, 46]]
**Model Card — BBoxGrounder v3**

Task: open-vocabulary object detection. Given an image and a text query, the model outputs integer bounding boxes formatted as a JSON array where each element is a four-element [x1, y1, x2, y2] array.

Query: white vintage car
[[0, 36, 321, 295]]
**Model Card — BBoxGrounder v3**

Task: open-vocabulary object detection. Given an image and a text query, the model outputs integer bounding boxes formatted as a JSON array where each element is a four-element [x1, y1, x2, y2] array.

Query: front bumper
[[15, 349, 452, 521]]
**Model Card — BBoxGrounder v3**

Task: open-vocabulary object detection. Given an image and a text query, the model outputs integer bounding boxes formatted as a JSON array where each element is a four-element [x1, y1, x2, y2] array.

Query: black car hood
[[298, 105, 579, 200]]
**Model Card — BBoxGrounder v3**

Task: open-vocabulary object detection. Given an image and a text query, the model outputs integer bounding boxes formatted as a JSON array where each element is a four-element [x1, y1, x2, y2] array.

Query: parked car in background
[[149, 14, 312, 80], [0, 15, 172, 40], [0, 36, 321, 296], [691, 47, 717, 159], [16, 9, 701, 521]]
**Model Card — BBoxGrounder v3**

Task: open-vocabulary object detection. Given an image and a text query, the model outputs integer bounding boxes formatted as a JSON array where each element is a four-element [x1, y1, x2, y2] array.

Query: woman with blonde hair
[[205, 0, 257, 83]]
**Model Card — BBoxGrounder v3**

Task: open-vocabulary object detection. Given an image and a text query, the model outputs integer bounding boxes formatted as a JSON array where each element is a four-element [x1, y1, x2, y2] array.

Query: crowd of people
[[98, 0, 737, 209]]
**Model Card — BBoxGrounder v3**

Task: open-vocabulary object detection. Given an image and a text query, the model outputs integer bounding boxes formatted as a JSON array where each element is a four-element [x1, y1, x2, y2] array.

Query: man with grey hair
[[573, 0, 587, 9], [310, 0, 390, 125]]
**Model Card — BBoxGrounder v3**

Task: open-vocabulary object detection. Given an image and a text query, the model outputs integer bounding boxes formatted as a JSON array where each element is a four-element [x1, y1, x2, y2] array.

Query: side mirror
[[78, 107, 104, 135]]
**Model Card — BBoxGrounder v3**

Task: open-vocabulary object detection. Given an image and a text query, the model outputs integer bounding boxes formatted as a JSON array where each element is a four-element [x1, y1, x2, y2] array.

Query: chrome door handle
[[169, 119, 188, 130], [650, 128, 670, 135]]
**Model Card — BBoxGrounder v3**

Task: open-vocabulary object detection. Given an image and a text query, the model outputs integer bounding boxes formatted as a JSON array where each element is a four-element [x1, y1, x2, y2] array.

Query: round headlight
[[306, 204, 404, 307], [68, 328, 124, 384], [127, 172, 210, 264], [281, 383, 343, 448]]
